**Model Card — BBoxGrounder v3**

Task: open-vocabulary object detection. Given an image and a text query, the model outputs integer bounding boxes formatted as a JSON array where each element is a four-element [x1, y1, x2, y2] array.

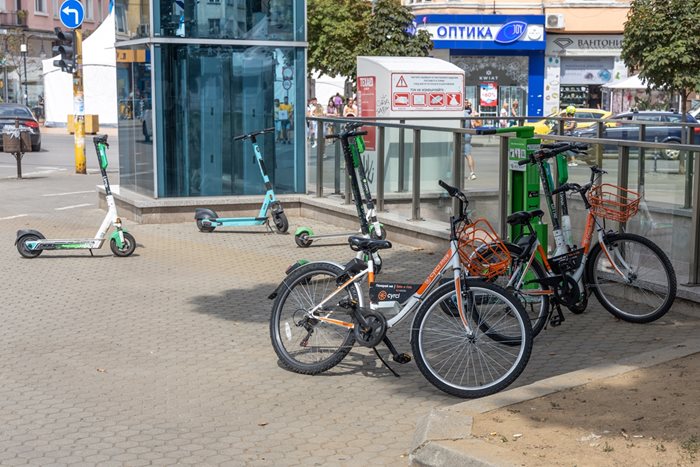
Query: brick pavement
[[1, 172, 699, 466]]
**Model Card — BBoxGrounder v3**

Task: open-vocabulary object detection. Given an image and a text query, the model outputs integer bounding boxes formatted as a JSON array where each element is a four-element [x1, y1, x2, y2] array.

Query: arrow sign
[[59, 0, 84, 29]]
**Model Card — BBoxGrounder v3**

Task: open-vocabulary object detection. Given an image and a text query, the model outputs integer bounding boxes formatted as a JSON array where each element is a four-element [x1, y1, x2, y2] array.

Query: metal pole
[[21, 44, 27, 106], [617, 145, 630, 232], [596, 120, 604, 167], [73, 28, 86, 174], [638, 124, 646, 192], [398, 119, 405, 192], [684, 125, 693, 209], [451, 131, 463, 217], [411, 129, 422, 221], [498, 135, 509, 239], [315, 123, 323, 197], [376, 126, 385, 212], [333, 121, 340, 194]]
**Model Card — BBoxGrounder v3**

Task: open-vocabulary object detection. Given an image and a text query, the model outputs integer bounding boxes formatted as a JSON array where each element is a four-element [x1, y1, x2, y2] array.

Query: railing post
[[596, 120, 604, 167], [333, 121, 341, 194], [377, 126, 385, 212], [411, 129, 422, 221], [499, 135, 509, 239], [638, 124, 646, 192], [617, 145, 630, 232], [452, 131, 463, 217], [684, 125, 693, 209], [316, 121, 324, 198], [398, 120, 406, 192], [689, 146, 700, 284]]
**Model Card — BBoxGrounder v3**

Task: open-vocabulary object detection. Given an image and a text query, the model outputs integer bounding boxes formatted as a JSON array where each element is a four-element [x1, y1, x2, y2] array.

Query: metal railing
[[306, 115, 700, 285]]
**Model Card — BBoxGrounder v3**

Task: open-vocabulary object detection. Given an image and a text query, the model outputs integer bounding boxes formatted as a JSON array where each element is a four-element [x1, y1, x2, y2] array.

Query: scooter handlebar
[[233, 127, 275, 141]]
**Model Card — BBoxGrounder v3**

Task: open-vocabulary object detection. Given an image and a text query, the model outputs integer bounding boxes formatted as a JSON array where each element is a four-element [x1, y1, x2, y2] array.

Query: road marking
[[55, 203, 92, 211], [42, 190, 93, 197], [0, 214, 28, 220]]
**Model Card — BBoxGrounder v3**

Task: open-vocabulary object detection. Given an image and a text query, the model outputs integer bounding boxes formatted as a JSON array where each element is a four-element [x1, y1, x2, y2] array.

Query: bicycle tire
[[586, 232, 676, 323], [411, 280, 533, 398], [481, 242, 550, 338], [270, 262, 361, 374]]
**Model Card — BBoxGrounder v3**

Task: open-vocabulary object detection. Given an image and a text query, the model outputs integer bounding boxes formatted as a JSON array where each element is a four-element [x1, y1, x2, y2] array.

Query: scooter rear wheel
[[110, 232, 136, 257], [295, 233, 312, 248], [273, 212, 289, 234], [196, 219, 215, 232], [17, 234, 42, 258]]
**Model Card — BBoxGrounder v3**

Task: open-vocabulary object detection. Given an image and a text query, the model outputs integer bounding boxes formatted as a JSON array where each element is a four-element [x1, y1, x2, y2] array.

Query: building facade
[[115, 0, 306, 199], [0, 0, 110, 110], [407, 0, 630, 117]]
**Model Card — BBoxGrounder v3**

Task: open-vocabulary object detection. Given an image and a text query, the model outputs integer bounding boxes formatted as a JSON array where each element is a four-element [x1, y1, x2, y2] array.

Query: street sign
[[59, 0, 84, 29]]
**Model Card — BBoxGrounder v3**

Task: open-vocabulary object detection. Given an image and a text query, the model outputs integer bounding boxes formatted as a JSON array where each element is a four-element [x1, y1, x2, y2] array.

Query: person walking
[[464, 100, 477, 180], [499, 101, 510, 128], [343, 97, 358, 117], [279, 96, 293, 143], [564, 105, 579, 166], [510, 99, 520, 126]]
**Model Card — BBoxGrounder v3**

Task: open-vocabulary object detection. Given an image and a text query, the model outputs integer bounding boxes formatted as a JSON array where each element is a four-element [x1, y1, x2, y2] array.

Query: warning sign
[[357, 75, 377, 151], [390, 73, 464, 111]]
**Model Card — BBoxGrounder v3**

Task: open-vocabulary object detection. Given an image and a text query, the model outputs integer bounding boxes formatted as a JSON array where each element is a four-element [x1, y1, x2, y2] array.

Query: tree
[[307, 0, 371, 79], [359, 0, 433, 59], [622, 0, 700, 120], [307, 0, 433, 82]]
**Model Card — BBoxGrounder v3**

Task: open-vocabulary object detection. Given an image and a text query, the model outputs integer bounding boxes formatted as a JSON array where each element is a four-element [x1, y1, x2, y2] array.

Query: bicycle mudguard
[[109, 229, 128, 248], [294, 226, 313, 237], [15, 229, 45, 244]]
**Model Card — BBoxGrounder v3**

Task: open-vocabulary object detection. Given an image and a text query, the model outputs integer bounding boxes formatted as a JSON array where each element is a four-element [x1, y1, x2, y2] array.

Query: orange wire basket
[[588, 184, 641, 222], [457, 218, 511, 280]]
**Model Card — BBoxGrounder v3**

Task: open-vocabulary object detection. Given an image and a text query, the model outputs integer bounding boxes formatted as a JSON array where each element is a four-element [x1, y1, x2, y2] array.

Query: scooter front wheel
[[196, 219, 215, 232], [17, 234, 42, 258], [111, 232, 136, 257], [273, 212, 289, 234], [295, 233, 312, 248]]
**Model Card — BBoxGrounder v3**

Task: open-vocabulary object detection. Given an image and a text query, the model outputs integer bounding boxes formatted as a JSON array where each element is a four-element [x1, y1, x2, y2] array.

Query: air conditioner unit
[[546, 13, 565, 30]]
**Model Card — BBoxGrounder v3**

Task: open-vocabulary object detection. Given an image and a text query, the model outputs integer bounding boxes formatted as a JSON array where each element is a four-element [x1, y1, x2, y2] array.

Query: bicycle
[[487, 142, 676, 337], [268, 180, 533, 398]]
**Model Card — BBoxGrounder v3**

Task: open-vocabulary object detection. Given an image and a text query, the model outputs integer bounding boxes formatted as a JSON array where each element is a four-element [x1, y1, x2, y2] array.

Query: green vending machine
[[477, 126, 547, 251]]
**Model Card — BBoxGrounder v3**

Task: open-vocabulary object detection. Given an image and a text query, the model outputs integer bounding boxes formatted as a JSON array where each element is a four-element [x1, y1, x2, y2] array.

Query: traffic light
[[52, 27, 76, 74]]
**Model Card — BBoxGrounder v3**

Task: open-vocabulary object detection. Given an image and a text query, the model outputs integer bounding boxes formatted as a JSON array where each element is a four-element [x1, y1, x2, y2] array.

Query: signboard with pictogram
[[357, 75, 377, 150], [390, 73, 463, 111]]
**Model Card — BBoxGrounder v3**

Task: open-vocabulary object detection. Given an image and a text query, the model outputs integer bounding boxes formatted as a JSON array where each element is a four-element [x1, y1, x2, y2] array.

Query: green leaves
[[307, 0, 432, 80], [622, 0, 700, 105]]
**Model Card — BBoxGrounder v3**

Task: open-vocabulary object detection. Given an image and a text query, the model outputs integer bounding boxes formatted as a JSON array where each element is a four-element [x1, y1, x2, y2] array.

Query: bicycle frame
[[307, 238, 473, 333]]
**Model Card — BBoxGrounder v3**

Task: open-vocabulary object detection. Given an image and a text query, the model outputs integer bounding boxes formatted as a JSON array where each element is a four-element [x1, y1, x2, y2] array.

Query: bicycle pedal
[[393, 353, 412, 364]]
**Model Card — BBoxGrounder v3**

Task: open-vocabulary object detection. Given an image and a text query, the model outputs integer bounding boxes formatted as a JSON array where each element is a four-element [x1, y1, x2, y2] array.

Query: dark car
[[574, 110, 700, 160], [0, 104, 41, 152]]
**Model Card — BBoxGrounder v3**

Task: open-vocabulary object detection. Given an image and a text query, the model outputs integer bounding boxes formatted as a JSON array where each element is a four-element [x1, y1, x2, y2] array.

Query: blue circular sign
[[59, 0, 84, 29], [494, 21, 528, 45]]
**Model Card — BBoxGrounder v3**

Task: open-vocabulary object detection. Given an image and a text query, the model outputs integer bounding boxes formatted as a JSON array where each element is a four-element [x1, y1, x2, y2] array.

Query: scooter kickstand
[[89, 249, 94, 257]]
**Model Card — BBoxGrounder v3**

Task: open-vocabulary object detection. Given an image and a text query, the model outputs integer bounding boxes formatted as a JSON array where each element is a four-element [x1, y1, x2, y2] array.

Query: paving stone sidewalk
[[1, 172, 698, 466]]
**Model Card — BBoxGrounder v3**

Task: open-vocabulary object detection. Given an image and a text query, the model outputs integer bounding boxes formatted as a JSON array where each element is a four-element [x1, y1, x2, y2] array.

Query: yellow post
[[73, 28, 85, 174]]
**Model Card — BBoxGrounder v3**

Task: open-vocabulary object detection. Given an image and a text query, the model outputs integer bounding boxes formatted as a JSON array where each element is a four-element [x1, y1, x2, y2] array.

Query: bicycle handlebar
[[233, 127, 275, 141]]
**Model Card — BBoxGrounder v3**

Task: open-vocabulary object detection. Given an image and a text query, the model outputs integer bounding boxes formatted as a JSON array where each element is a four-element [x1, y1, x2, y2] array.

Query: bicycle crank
[[354, 312, 387, 348]]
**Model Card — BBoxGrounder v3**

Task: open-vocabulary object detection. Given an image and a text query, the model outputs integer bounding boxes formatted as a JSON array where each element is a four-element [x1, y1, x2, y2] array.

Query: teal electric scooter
[[15, 135, 136, 258], [194, 128, 289, 233]]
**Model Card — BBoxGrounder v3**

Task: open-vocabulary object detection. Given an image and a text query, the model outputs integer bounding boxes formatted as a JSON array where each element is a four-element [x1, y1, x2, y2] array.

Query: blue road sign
[[59, 0, 84, 29]]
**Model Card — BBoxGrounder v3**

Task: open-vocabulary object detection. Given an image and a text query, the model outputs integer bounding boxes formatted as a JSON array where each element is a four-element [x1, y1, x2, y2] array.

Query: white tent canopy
[[42, 13, 118, 126], [603, 74, 648, 90]]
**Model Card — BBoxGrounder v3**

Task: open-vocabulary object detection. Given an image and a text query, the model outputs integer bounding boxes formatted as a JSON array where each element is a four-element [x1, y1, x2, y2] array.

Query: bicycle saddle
[[348, 236, 392, 252], [507, 209, 545, 226]]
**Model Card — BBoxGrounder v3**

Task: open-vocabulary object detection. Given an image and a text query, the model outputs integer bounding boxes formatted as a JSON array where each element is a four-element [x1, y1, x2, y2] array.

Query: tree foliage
[[307, 0, 432, 80], [622, 0, 700, 114], [359, 0, 432, 59]]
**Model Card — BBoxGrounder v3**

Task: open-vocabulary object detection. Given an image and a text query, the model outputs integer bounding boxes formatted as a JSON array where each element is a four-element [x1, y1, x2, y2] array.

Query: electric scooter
[[15, 135, 136, 258], [294, 122, 385, 247], [194, 128, 288, 233]]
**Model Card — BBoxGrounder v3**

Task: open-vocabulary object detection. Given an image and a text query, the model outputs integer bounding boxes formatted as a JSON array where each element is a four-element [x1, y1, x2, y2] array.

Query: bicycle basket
[[457, 218, 511, 279], [588, 184, 641, 222]]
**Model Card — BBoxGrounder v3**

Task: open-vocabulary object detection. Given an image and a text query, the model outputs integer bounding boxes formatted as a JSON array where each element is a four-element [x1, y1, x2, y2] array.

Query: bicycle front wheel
[[586, 232, 676, 323], [411, 280, 533, 398], [270, 262, 361, 374]]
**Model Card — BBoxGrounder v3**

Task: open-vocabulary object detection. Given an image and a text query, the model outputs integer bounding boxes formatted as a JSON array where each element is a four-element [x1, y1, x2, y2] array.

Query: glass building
[[114, 0, 306, 197]]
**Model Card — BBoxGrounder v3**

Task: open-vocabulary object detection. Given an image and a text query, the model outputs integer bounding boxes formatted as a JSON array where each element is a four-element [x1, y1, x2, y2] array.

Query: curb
[[409, 337, 700, 466]]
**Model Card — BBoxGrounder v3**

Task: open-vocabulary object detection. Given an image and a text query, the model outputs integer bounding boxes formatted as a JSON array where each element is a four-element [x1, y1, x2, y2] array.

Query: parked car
[[573, 110, 700, 160], [530, 108, 612, 135], [0, 104, 41, 151]]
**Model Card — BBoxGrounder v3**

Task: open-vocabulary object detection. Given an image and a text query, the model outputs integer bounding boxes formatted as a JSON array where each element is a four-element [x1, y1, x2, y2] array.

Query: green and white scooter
[[294, 123, 384, 247], [194, 128, 288, 233], [15, 135, 136, 258]]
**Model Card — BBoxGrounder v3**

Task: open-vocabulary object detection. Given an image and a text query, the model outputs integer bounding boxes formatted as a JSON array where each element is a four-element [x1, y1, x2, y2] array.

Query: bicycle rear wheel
[[270, 262, 361, 374], [411, 280, 533, 398], [586, 232, 676, 323]]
